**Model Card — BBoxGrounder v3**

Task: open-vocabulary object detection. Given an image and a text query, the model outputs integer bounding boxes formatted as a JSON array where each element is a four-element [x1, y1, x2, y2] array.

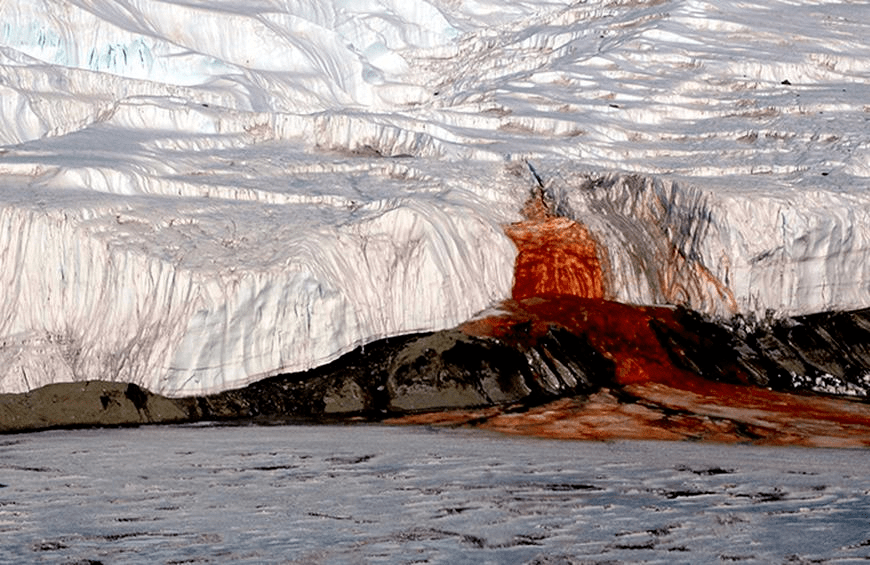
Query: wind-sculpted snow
[[1, 0, 870, 395]]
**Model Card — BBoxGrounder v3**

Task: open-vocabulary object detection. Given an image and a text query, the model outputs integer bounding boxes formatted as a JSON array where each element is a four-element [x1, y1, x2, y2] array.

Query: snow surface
[[3, 425, 870, 563], [1, 0, 870, 395]]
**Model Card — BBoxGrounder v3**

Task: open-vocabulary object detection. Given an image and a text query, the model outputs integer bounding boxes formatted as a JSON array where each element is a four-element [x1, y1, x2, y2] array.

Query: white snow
[[4, 425, 870, 562], [1, 0, 869, 394]]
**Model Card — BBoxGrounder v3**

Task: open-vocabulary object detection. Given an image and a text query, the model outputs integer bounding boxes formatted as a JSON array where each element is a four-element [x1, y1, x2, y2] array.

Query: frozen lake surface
[[2, 425, 870, 564]]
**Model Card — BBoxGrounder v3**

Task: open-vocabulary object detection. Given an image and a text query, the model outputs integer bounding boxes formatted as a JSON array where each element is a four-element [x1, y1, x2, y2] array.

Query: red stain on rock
[[457, 295, 870, 447], [404, 196, 870, 448], [463, 297, 696, 390]]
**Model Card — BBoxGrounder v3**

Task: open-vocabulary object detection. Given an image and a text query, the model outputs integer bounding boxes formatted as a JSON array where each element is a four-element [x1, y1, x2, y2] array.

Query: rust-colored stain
[[389, 198, 870, 448], [503, 193, 604, 301], [399, 295, 870, 448], [505, 217, 604, 301], [462, 296, 686, 388]]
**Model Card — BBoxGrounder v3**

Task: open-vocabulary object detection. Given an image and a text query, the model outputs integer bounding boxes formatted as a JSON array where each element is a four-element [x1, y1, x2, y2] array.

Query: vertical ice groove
[[0, 166, 518, 396], [552, 169, 870, 318]]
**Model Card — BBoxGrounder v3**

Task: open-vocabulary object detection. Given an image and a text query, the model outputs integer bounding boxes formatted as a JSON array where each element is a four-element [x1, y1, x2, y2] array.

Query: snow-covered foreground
[[2, 0, 870, 395], [2, 424, 870, 564]]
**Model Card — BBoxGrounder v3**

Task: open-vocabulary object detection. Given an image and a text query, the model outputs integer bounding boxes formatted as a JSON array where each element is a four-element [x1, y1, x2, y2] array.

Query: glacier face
[[0, 141, 520, 396], [1, 0, 870, 395], [550, 171, 870, 317]]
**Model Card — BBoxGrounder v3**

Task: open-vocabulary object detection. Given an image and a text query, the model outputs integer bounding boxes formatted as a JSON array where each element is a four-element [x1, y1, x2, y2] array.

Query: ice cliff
[[1, 0, 869, 395]]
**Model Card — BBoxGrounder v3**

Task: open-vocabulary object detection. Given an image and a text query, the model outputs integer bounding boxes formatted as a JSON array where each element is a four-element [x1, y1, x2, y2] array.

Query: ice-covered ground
[[2, 424, 870, 564], [1, 0, 869, 395]]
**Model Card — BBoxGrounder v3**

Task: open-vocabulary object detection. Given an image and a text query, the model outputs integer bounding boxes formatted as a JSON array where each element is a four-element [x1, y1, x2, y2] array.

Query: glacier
[[1, 0, 869, 397]]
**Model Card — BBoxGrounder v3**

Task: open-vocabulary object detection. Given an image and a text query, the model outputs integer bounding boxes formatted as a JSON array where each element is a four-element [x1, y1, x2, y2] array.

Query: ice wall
[[0, 153, 520, 396], [2, 0, 870, 395], [546, 171, 870, 318]]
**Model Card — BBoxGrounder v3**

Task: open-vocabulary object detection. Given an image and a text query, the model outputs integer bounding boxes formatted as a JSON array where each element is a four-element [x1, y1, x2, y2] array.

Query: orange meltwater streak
[[504, 216, 604, 301], [503, 192, 605, 302], [487, 194, 681, 388], [391, 197, 870, 447]]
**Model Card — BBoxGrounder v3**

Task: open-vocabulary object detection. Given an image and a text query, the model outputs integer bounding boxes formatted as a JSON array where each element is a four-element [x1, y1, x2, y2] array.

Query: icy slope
[[1, 0, 870, 395]]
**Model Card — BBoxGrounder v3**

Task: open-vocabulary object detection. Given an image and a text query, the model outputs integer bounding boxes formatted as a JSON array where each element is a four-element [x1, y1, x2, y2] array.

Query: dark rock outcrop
[[651, 307, 870, 396], [189, 325, 612, 423], [0, 324, 612, 433], [3, 304, 870, 434], [0, 381, 190, 433]]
